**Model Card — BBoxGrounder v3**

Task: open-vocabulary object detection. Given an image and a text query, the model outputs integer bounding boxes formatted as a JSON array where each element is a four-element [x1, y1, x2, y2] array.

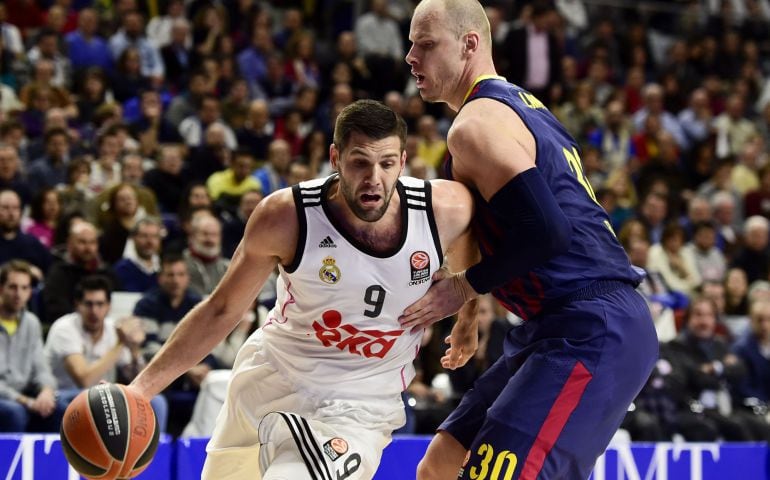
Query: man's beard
[[192, 240, 221, 259], [339, 177, 395, 223], [0, 220, 19, 235]]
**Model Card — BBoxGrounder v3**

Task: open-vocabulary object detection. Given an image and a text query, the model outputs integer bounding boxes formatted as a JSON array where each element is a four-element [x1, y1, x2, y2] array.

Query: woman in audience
[[648, 222, 702, 297], [98, 183, 146, 265], [24, 188, 61, 249]]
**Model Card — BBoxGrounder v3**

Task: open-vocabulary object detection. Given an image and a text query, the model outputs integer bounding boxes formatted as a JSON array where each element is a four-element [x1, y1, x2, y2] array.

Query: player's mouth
[[412, 71, 426, 87], [360, 193, 382, 206]]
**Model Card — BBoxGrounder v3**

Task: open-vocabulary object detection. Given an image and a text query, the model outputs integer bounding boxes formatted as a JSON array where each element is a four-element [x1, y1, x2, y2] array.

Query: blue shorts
[[440, 282, 658, 480]]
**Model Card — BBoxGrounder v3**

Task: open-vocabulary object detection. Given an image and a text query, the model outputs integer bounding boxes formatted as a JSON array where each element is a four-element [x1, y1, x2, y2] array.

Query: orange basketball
[[60, 384, 159, 479]]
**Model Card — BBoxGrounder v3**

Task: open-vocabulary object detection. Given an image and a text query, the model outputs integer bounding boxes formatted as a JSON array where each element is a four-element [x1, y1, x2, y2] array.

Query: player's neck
[[327, 182, 403, 253], [451, 61, 499, 111]]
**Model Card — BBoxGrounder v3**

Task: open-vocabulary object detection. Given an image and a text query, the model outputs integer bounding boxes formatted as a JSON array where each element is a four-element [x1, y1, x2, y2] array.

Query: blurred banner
[[0, 434, 767, 479]]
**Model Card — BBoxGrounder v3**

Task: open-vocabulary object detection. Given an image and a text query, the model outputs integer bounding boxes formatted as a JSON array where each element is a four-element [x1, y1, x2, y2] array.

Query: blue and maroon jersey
[[448, 77, 641, 320]]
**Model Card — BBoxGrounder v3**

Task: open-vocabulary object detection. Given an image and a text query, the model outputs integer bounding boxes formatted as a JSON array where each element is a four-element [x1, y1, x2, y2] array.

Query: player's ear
[[400, 150, 407, 173], [330, 143, 340, 171], [463, 32, 479, 56]]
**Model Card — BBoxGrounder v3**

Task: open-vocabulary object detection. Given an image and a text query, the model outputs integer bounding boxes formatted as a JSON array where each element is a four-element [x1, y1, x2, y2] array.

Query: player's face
[[406, 7, 464, 104], [332, 132, 406, 223]]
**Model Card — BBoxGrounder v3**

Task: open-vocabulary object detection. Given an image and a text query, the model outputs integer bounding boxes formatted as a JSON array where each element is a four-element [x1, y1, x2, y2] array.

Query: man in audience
[[0, 144, 31, 206], [143, 143, 188, 214], [732, 216, 770, 284], [43, 221, 116, 323], [109, 10, 164, 87], [183, 213, 228, 296], [133, 254, 201, 359], [236, 99, 274, 161], [667, 296, 763, 440], [179, 94, 237, 150], [252, 138, 291, 196], [130, 90, 183, 156], [113, 217, 163, 293], [0, 190, 51, 280], [26, 128, 72, 193], [684, 221, 727, 283], [65, 8, 112, 72], [0, 260, 63, 432], [206, 148, 261, 207], [733, 299, 770, 437], [221, 189, 263, 259], [44, 275, 167, 430]]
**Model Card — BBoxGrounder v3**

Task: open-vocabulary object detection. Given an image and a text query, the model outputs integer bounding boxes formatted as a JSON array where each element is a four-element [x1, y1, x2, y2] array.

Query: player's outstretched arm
[[129, 189, 298, 399]]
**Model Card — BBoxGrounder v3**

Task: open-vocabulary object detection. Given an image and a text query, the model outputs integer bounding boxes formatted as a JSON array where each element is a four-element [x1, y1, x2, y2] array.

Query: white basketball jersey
[[260, 174, 443, 398]]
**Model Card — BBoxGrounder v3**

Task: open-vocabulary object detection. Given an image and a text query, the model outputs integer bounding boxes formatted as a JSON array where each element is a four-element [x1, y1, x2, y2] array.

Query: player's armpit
[[429, 179, 475, 254]]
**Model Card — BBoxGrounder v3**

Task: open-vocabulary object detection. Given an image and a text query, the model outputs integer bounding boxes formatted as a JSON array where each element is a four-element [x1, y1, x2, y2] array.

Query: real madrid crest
[[319, 256, 341, 284]]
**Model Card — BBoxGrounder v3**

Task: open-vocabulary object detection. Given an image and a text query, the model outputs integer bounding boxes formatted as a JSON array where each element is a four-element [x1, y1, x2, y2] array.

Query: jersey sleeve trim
[[423, 181, 443, 260], [285, 184, 309, 273]]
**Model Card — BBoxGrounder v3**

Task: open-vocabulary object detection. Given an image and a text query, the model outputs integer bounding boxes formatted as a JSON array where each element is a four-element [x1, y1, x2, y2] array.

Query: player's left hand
[[399, 268, 477, 332], [441, 319, 478, 370]]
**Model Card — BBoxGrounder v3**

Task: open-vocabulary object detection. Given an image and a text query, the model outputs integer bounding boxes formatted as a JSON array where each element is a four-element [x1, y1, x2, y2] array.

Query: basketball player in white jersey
[[128, 99, 476, 479]]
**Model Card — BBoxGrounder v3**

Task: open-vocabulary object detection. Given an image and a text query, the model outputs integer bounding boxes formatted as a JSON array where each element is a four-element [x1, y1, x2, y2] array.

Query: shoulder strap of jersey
[[285, 177, 327, 272], [399, 176, 443, 260]]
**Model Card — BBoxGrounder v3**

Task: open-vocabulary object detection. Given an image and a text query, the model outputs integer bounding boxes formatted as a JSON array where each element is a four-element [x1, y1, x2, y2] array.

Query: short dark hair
[[0, 259, 32, 286], [333, 100, 407, 154], [160, 252, 185, 271], [74, 275, 113, 303], [233, 148, 256, 161], [131, 216, 164, 236], [692, 221, 716, 235], [44, 127, 69, 144]]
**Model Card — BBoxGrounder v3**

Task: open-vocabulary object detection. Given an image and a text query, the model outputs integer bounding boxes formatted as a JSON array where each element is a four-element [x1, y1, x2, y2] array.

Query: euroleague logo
[[409, 251, 430, 286], [323, 437, 349, 461]]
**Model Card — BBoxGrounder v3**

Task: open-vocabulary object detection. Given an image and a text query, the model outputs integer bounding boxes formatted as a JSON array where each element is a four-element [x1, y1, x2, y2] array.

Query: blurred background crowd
[[3, 0, 770, 444]]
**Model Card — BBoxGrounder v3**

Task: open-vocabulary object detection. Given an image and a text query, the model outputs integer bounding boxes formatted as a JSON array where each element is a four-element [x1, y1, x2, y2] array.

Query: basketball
[[60, 384, 159, 479]]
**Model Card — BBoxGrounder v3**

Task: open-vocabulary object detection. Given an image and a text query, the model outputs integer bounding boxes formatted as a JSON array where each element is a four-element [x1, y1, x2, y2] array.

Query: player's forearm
[[466, 168, 571, 293], [130, 298, 241, 398]]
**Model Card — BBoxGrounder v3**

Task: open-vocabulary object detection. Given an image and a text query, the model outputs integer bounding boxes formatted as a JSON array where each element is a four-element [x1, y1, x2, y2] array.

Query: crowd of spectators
[[2, 0, 770, 441]]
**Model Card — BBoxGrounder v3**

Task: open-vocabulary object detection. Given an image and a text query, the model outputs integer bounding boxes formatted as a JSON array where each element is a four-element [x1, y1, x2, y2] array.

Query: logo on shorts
[[323, 437, 349, 461], [319, 257, 341, 284], [409, 251, 430, 286], [312, 310, 403, 359]]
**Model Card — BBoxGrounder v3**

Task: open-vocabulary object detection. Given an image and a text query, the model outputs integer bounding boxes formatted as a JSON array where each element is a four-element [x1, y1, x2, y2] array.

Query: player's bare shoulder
[[429, 179, 474, 248], [242, 187, 299, 266]]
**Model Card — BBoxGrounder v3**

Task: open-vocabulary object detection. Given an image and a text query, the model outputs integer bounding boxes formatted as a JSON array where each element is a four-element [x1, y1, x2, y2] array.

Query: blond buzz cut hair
[[418, 0, 491, 47]]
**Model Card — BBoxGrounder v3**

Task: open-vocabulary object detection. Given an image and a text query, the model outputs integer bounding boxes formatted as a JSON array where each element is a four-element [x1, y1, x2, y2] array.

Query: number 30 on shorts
[[468, 443, 518, 480]]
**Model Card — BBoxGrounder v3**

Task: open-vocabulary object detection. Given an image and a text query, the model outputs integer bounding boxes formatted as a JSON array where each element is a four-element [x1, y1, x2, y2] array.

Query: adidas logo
[[319, 236, 337, 248]]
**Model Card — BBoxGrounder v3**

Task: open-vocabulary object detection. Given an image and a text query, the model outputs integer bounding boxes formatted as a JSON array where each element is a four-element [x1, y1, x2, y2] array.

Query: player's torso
[[450, 79, 641, 320], [260, 175, 442, 397]]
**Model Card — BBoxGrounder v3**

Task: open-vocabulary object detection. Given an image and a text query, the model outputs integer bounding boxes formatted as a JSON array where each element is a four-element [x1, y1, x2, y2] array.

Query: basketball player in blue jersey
[[400, 1, 659, 479]]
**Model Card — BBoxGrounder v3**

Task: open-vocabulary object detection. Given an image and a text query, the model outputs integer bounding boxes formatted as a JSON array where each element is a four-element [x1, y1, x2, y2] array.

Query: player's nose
[[405, 45, 416, 66]]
